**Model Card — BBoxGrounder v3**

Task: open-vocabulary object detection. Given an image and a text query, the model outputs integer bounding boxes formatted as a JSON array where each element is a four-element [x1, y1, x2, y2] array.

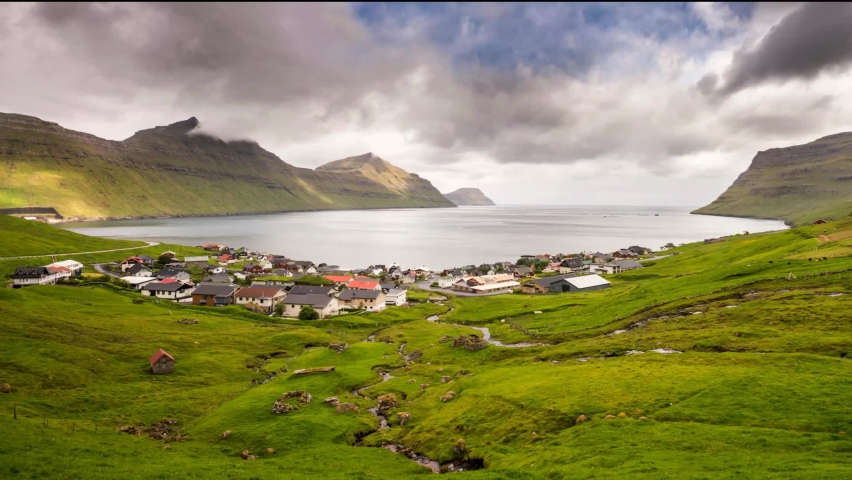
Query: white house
[[184, 255, 209, 263], [47, 260, 83, 276], [12, 267, 57, 287], [452, 274, 519, 294], [235, 286, 287, 314], [141, 282, 195, 300], [437, 276, 455, 288], [385, 289, 407, 306], [123, 276, 158, 290], [337, 289, 386, 312], [282, 294, 339, 318]]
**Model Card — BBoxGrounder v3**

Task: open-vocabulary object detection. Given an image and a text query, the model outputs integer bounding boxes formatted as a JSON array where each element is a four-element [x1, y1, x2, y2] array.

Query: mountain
[[0, 113, 454, 220], [693, 132, 852, 226], [442, 188, 495, 206]]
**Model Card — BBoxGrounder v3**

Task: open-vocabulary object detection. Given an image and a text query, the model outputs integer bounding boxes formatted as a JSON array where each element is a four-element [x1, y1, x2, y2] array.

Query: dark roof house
[[289, 285, 334, 296]]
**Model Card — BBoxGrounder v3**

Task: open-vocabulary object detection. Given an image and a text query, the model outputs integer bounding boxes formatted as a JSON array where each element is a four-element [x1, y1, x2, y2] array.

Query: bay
[[60, 206, 787, 269]]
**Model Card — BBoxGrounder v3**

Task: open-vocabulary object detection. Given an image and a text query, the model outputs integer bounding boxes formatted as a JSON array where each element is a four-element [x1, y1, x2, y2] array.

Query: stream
[[426, 309, 546, 348]]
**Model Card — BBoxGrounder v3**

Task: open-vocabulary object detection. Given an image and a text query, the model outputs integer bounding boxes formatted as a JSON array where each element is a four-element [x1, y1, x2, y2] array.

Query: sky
[[2, 2, 852, 206]]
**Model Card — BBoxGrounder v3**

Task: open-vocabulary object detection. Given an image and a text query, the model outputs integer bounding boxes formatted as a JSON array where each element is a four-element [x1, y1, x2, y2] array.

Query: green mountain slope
[[0, 215, 144, 256], [693, 132, 852, 226], [0, 113, 454, 219], [442, 187, 495, 206]]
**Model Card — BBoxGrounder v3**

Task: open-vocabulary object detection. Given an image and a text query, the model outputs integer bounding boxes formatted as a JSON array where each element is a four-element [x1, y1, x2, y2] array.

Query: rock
[[575, 415, 588, 424], [379, 336, 392, 344], [441, 391, 456, 402], [162, 445, 172, 450], [324, 396, 339, 406], [408, 379, 415, 383], [451, 335, 487, 351], [398, 412, 411, 426], [281, 390, 313, 404], [440, 335, 451, 343], [453, 438, 467, 455], [638, 416, 648, 421], [221, 430, 232, 439], [265, 448, 275, 454], [271, 400, 299, 414], [441, 376, 451, 383], [617, 412, 627, 418], [605, 415, 616, 419], [633, 409, 643, 415], [531, 432, 538, 439], [328, 342, 349, 354], [0, 383, 10, 394], [438, 368, 444, 372], [335, 402, 360, 413], [420, 384, 429, 391], [376, 393, 398, 412], [241, 450, 251, 459]]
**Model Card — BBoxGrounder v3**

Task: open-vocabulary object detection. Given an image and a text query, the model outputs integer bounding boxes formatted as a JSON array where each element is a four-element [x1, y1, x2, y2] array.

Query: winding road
[[0, 241, 160, 260]]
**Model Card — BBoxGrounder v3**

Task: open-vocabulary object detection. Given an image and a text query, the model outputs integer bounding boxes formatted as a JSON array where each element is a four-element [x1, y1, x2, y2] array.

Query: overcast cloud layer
[[2, 2, 852, 205]]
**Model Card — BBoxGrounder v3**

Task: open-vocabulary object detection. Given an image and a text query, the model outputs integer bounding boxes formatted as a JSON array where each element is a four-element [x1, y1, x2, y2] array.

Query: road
[[94, 264, 123, 278], [0, 241, 160, 260], [414, 281, 517, 297]]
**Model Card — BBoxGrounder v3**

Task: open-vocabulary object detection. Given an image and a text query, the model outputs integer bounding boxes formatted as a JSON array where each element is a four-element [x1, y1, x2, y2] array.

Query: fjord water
[[61, 206, 787, 269]]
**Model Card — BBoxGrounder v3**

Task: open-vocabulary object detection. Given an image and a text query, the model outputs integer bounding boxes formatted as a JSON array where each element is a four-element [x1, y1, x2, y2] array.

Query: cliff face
[[693, 132, 852, 226], [0, 113, 454, 219], [443, 188, 495, 206]]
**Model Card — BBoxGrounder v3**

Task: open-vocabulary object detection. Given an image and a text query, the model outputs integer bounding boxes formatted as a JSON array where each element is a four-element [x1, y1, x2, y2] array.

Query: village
[[10, 242, 668, 319]]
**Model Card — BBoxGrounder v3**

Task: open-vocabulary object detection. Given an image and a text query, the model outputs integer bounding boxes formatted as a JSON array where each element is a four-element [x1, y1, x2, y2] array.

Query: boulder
[[397, 412, 411, 426], [452, 336, 468, 348], [221, 430, 232, 439], [376, 393, 398, 412], [328, 343, 349, 354], [633, 409, 643, 415], [575, 415, 588, 424], [604, 414, 617, 419], [379, 336, 392, 344], [265, 448, 275, 454], [638, 416, 649, 421], [453, 438, 467, 455], [440, 335, 452, 343], [241, 450, 256, 460], [441, 391, 456, 402], [408, 379, 415, 383], [617, 412, 627, 418], [420, 384, 429, 391], [281, 390, 313, 404], [335, 402, 360, 413], [0, 383, 10, 394], [441, 376, 451, 383], [271, 400, 299, 414], [324, 396, 339, 406]]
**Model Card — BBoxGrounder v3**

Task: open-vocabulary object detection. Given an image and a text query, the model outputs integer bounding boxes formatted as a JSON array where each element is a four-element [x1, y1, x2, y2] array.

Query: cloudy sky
[[2, 2, 852, 206]]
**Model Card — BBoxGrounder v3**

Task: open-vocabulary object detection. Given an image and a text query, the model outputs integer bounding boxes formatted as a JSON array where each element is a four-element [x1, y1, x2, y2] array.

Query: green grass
[[3, 219, 852, 477], [0, 215, 144, 257]]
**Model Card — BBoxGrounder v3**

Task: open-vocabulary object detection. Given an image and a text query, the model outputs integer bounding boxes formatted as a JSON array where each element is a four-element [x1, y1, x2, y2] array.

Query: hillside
[[693, 132, 852, 226], [0, 214, 144, 257], [2, 218, 852, 477], [0, 113, 454, 220], [442, 188, 495, 206]]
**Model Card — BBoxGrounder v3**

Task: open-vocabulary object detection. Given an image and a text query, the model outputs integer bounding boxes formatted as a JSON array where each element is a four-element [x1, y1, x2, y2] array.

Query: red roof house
[[149, 348, 175, 374], [348, 280, 380, 290], [324, 275, 353, 285]]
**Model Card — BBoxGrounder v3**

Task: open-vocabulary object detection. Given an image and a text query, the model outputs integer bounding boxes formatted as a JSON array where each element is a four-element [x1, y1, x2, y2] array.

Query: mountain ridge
[[0, 113, 455, 220], [693, 131, 852, 226], [443, 187, 495, 206]]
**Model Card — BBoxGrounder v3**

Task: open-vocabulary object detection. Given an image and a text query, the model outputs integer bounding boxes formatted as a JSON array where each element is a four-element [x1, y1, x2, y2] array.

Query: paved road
[[94, 264, 123, 278], [0, 241, 160, 260]]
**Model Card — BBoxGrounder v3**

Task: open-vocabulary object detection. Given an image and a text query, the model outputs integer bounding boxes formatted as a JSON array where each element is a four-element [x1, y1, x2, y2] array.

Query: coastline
[[50, 203, 458, 224], [689, 210, 794, 227]]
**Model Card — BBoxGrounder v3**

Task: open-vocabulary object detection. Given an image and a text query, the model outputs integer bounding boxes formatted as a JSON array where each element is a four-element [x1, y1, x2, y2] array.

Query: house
[[385, 289, 407, 306], [270, 257, 290, 268], [437, 276, 455, 288], [559, 274, 610, 292], [252, 279, 294, 287], [202, 243, 227, 251], [123, 276, 158, 290], [612, 249, 638, 259], [119, 256, 146, 272], [127, 264, 153, 277], [348, 279, 380, 291], [191, 283, 238, 307], [509, 265, 534, 278], [46, 260, 83, 276], [413, 266, 431, 275], [559, 258, 584, 274], [590, 252, 613, 264], [628, 246, 652, 255], [46, 265, 73, 280], [160, 250, 177, 259], [452, 274, 519, 294], [289, 285, 334, 296], [235, 286, 287, 314], [520, 274, 577, 294], [400, 272, 418, 285], [242, 263, 265, 275], [324, 275, 353, 286], [614, 260, 644, 271], [157, 267, 191, 281], [184, 255, 209, 264], [282, 294, 339, 318], [12, 266, 57, 287], [305, 265, 317, 275], [149, 349, 175, 374], [142, 281, 195, 300], [203, 273, 233, 283], [219, 253, 233, 264], [205, 265, 226, 275], [589, 263, 619, 275], [338, 289, 386, 311]]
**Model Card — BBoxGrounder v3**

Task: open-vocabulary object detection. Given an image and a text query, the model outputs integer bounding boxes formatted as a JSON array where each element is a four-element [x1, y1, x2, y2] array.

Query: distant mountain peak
[[443, 188, 495, 206], [163, 117, 200, 134]]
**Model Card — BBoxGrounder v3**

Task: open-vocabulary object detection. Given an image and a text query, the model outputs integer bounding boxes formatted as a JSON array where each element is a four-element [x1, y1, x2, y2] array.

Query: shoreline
[[689, 210, 794, 227], [50, 204, 458, 225]]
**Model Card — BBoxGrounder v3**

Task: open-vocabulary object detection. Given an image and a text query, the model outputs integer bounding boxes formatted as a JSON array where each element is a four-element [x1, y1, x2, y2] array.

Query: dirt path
[[0, 241, 160, 260]]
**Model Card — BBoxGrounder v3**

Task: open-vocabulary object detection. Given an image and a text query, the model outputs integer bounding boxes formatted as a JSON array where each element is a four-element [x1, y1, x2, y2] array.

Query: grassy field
[[2, 219, 852, 477], [0, 215, 145, 257]]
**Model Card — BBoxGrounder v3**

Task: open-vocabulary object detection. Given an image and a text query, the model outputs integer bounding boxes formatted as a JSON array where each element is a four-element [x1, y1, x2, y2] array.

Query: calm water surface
[[61, 206, 787, 269]]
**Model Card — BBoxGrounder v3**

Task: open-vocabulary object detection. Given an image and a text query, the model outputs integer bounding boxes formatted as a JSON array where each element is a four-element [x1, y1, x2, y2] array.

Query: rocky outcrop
[[443, 188, 496, 206]]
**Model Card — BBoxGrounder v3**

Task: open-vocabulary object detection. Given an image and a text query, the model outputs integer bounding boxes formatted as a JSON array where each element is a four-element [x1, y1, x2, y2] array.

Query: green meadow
[[2, 216, 852, 478]]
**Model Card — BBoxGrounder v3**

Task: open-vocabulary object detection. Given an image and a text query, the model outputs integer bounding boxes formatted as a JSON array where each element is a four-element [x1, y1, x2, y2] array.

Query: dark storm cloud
[[714, 2, 852, 96]]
